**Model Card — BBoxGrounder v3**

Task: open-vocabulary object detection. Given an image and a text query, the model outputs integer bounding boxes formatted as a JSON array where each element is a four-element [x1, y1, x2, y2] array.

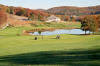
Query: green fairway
[[0, 27, 100, 66]]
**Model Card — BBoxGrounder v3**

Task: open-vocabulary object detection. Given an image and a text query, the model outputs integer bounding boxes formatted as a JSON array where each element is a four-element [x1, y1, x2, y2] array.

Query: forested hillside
[[46, 5, 100, 16], [0, 4, 48, 21]]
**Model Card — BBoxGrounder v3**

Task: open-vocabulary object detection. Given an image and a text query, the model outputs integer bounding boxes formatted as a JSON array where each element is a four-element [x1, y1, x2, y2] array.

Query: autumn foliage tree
[[65, 16, 70, 21], [8, 7, 14, 14], [15, 8, 26, 16], [88, 16, 98, 34], [96, 15, 100, 28], [0, 10, 7, 29], [81, 16, 90, 34], [81, 15, 98, 34]]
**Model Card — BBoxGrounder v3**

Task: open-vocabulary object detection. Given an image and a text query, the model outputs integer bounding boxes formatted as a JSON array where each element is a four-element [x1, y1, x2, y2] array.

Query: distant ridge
[[0, 4, 100, 16], [46, 5, 100, 16]]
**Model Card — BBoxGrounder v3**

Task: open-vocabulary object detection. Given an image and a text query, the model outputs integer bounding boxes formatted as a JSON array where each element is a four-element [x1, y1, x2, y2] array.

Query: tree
[[65, 16, 70, 21], [38, 31, 43, 40], [0, 10, 7, 29], [88, 16, 98, 34], [81, 17, 89, 35], [70, 16, 76, 22], [38, 31, 41, 35], [38, 14, 43, 21], [96, 15, 100, 29], [28, 13, 35, 21], [6, 8, 10, 13], [8, 7, 14, 14], [81, 15, 98, 35], [15, 9, 26, 16]]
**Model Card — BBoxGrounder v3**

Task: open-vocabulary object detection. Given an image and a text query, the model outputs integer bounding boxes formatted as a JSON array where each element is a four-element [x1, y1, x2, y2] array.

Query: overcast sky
[[0, 0, 100, 9]]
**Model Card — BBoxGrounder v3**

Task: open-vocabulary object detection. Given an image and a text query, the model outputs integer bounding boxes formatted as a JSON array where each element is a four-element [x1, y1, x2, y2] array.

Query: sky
[[0, 0, 100, 9]]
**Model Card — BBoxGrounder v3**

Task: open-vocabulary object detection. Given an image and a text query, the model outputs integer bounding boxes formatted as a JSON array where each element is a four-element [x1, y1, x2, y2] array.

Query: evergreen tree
[[28, 13, 34, 21], [38, 14, 42, 21]]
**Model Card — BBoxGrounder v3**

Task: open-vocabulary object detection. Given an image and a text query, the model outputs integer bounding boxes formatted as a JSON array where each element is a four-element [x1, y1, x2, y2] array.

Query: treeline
[[81, 15, 100, 34], [46, 6, 100, 16], [55, 15, 80, 22], [0, 4, 48, 21]]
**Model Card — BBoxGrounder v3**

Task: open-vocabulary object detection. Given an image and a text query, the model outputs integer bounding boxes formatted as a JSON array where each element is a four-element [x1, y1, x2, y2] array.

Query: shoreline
[[25, 27, 80, 33]]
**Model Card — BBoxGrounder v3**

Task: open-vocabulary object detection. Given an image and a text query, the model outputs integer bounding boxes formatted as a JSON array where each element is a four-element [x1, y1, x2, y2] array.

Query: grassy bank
[[0, 22, 81, 35], [30, 22, 81, 28]]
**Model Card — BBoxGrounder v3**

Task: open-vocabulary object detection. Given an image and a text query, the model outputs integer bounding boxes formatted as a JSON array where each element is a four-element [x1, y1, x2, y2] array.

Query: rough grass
[[0, 27, 100, 66], [8, 14, 81, 28], [30, 22, 81, 28]]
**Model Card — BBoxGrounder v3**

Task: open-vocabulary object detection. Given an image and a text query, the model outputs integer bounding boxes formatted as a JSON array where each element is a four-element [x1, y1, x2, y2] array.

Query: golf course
[[0, 23, 100, 66], [0, 0, 100, 66]]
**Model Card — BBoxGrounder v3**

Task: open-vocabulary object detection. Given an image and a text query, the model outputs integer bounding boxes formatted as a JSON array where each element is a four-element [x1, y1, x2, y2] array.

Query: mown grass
[[0, 24, 100, 66]]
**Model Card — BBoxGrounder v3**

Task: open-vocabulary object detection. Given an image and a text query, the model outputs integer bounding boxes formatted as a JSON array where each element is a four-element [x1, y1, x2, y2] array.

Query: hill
[[46, 5, 100, 16], [7, 14, 34, 27], [1, 4, 100, 17], [0, 4, 48, 21]]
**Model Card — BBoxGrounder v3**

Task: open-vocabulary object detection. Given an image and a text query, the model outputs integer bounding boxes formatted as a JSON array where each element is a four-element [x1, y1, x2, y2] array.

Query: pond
[[30, 29, 91, 36]]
